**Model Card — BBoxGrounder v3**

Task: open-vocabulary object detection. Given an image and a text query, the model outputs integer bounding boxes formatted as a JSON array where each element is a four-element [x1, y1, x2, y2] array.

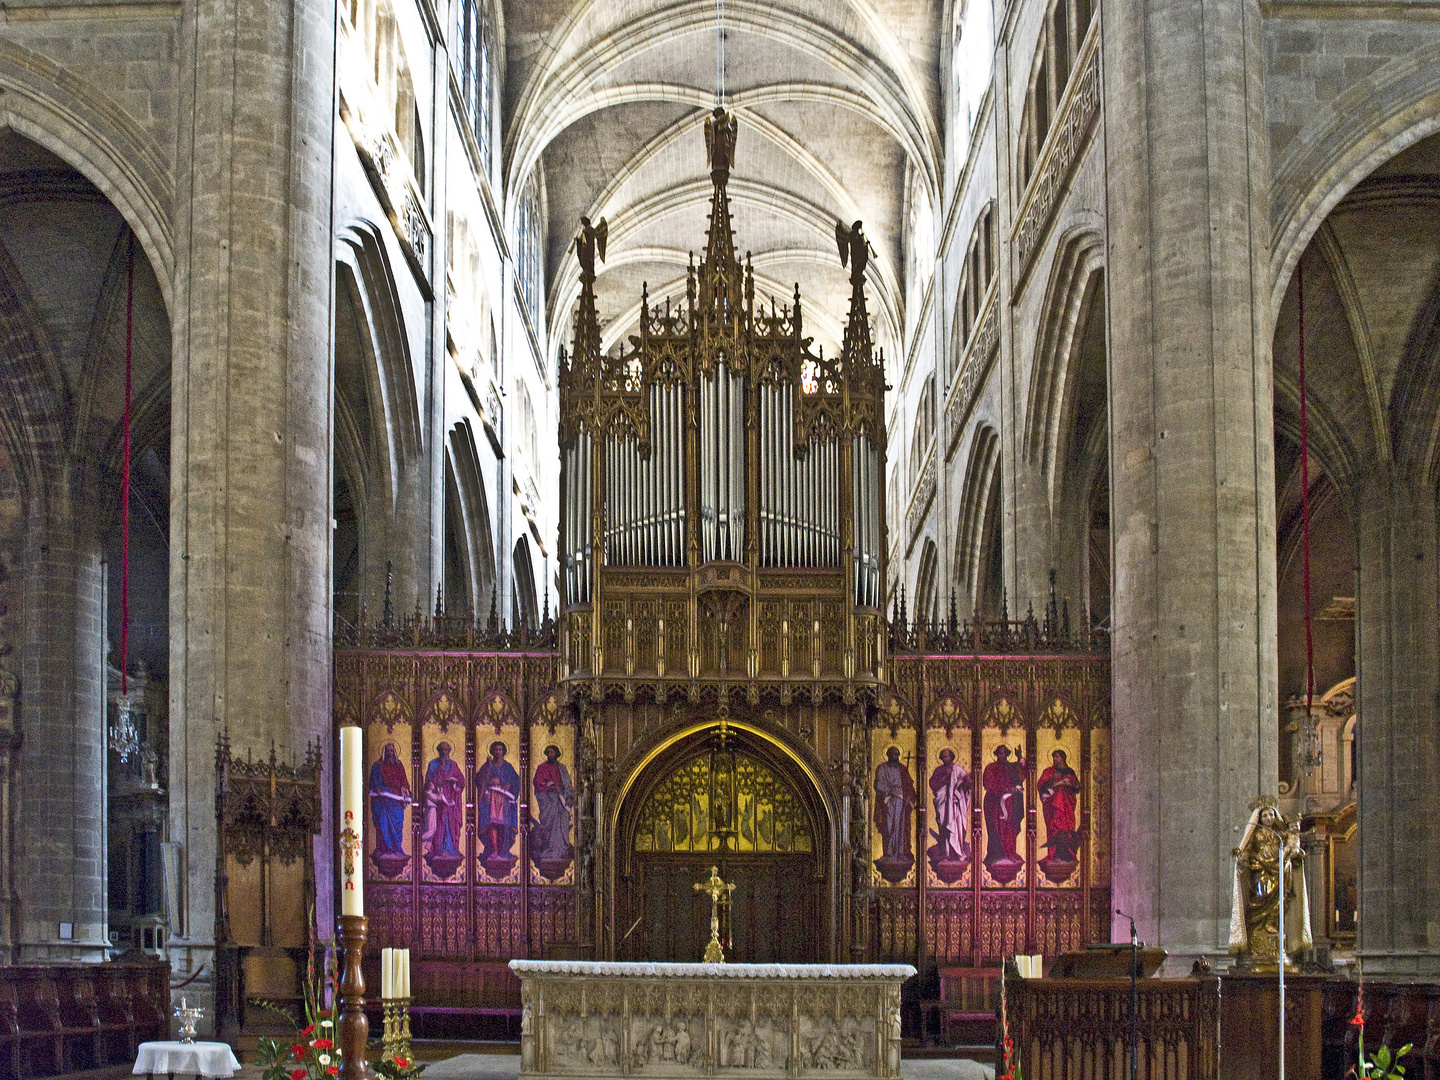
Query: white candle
[[400, 949, 410, 998], [340, 726, 364, 916], [381, 947, 392, 999]]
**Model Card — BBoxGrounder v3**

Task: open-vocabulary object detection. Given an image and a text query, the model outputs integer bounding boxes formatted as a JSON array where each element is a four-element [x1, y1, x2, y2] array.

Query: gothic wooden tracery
[[632, 751, 814, 855]]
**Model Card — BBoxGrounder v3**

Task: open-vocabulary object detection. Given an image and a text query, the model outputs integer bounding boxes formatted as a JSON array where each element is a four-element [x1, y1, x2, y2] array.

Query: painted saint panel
[[980, 724, 1027, 888], [530, 723, 576, 884], [1035, 725, 1083, 887], [367, 723, 413, 880], [925, 725, 973, 888], [475, 731, 522, 883], [870, 727, 917, 887], [420, 727, 468, 884]]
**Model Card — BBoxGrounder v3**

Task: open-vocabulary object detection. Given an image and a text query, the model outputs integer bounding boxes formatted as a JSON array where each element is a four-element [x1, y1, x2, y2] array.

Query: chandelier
[[111, 692, 141, 763]]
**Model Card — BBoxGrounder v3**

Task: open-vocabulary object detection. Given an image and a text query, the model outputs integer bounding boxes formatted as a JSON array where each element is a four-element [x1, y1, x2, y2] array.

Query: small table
[[133, 1041, 243, 1079]]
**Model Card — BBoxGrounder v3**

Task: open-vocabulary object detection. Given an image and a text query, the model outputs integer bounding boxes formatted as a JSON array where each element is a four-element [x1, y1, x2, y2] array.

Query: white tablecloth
[[133, 1041, 243, 1078]]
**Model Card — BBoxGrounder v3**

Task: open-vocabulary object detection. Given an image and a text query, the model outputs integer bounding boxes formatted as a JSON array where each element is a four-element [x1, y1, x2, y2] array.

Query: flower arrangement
[[250, 908, 427, 1080], [997, 962, 1024, 1080], [251, 928, 343, 1080], [1348, 964, 1412, 1080]]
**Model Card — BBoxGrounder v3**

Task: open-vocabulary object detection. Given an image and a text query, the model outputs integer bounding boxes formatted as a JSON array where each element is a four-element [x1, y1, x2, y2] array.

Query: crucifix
[[693, 865, 735, 963]]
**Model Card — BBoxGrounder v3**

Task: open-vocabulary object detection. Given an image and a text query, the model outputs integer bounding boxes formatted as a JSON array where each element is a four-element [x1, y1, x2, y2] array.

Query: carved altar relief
[[512, 961, 911, 1079]]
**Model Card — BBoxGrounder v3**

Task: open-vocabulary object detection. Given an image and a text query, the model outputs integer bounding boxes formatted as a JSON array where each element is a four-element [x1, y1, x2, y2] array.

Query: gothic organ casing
[[332, 111, 1111, 1006], [555, 108, 889, 961]]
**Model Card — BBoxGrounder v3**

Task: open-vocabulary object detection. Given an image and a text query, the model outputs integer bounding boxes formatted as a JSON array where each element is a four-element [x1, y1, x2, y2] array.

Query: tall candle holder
[[381, 996, 413, 1063]]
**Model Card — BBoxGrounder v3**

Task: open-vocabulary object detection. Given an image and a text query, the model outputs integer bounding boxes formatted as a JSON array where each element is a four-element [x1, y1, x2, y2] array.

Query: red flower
[[325, 1068, 338, 1077], [291, 1044, 307, 1059], [300, 1024, 316, 1038], [394, 1059, 410, 1069], [1350, 1009, 1365, 1027], [291, 1069, 307, 1080], [312, 1038, 335, 1050]]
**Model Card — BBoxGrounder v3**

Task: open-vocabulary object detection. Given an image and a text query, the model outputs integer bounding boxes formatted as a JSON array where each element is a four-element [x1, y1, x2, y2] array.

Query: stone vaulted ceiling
[[502, 0, 944, 361]]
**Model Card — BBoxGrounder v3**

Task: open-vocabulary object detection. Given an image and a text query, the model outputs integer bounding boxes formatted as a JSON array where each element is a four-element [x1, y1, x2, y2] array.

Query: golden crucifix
[[693, 865, 735, 963]]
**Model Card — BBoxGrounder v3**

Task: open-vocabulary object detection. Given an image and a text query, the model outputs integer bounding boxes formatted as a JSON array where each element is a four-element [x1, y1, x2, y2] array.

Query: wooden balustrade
[[0, 961, 169, 1079], [1006, 976, 1220, 1080], [1005, 972, 1440, 1080]]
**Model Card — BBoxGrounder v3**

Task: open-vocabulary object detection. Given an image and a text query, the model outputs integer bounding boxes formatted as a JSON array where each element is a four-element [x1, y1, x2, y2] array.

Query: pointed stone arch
[[954, 423, 1001, 607], [0, 40, 174, 311], [1023, 229, 1105, 505]]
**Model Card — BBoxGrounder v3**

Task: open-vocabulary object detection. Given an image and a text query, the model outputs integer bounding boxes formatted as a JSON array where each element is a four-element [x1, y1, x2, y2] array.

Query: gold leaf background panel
[[529, 722, 576, 885], [1090, 727, 1111, 884], [474, 728, 523, 884], [366, 721, 413, 882], [419, 724, 469, 884], [979, 725, 1027, 889], [1034, 726, 1083, 888], [923, 725, 973, 889], [870, 726, 917, 888]]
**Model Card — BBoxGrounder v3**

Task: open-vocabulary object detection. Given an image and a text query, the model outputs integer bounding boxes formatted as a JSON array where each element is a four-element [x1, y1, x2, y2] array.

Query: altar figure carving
[[1228, 797, 1312, 969], [511, 960, 913, 1079]]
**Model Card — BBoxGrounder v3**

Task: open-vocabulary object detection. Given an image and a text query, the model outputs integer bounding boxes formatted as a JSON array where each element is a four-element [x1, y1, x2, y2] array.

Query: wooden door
[[628, 854, 820, 963]]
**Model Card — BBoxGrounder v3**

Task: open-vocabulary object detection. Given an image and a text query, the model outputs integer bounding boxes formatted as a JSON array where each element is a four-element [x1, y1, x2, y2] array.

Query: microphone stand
[[1116, 908, 1138, 1080]]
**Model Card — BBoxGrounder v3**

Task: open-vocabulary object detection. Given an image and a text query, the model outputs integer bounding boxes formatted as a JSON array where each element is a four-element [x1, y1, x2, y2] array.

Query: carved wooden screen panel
[[878, 656, 1111, 969], [626, 749, 821, 963], [633, 753, 813, 855], [337, 650, 572, 1007]]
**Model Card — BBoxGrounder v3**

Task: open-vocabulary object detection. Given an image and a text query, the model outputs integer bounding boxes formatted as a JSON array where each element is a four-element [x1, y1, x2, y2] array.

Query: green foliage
[[1354, 1033, 1411, 1079], [371, 1054, 428, 1080]]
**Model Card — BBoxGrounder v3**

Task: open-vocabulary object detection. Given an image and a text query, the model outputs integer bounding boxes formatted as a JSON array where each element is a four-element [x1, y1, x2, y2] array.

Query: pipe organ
[[558, 105, 888, 693], [336, 108, 1112, 988]]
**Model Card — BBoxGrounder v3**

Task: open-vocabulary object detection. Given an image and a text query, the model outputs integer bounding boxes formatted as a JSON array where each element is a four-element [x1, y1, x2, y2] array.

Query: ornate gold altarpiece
[[325, 109, 1112, 1027]]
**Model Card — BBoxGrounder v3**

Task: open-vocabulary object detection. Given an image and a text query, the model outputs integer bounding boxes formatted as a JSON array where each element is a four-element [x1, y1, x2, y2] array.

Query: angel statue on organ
[[575, 216, 607, 279], [1228, 796, 1312, 970]]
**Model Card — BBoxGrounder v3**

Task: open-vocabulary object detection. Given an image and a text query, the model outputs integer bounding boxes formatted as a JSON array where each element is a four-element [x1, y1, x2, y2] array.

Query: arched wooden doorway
[[616, 727, 829, 963]]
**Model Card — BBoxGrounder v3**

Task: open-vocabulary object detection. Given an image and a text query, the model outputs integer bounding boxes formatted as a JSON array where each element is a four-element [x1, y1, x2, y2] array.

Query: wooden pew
[[0, 961, 169, 1078]]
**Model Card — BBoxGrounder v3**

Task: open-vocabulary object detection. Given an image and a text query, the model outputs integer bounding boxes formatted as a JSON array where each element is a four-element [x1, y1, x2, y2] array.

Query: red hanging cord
[[1297, 256, 1315, 717], [121, 233, 133, 697]]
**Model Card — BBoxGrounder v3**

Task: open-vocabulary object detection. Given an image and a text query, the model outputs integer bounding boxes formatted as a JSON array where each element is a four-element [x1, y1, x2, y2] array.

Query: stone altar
[[509, 961, 916, 1079]]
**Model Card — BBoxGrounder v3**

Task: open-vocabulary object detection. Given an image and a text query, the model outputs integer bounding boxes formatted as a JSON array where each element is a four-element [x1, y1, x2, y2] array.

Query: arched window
[[516, 173, 543, 329], [906, 165, 934, 323], [518, 379, 538, 468], [454, 0, 496, 176], [952, 203, 995, 378], [1017, 0, 1096, 187], [911, 374, 936, 482], [952, 0, 995, 154]]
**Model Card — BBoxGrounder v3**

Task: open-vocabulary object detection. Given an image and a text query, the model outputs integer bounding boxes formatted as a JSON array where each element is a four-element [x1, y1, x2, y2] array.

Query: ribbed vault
[[502, 0, 943, 361]]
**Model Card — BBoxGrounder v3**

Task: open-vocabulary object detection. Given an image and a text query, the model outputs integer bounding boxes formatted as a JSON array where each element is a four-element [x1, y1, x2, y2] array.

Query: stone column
[[1103, 0, 1279, 963], [0, 666, 17, 959], [1353, 469, 1440, 975], [168, 0, 336, 1027], [13, 484, 110, 961]]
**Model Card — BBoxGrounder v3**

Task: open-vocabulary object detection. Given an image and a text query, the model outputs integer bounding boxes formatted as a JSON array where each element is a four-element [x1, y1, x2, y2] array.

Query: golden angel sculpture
[[1228, 796, 1312, 970]]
